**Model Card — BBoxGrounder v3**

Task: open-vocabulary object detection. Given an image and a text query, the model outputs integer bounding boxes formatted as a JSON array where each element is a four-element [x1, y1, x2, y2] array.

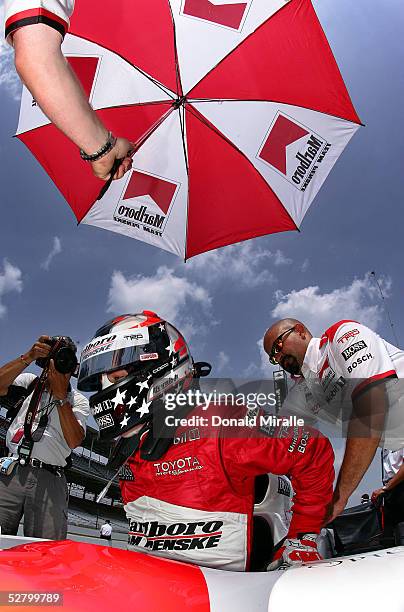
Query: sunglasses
[[268, 326, 296, 365]]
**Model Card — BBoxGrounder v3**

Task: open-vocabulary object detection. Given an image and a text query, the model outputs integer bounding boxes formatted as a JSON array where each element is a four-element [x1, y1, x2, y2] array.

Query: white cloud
[[41, 236, 62, 271], [0, 259, 23, 317], [107, 266, 212, 334], [271, 274, 385, 336], [217, 351, 230, 373], [0, 4, 21, 100], [300, 258, 309, 273], [273, 249, 292, 266], [184, 241, 291, 288]]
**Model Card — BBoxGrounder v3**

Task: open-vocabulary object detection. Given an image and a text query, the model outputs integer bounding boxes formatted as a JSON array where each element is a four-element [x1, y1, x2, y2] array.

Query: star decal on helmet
[[137, 378, 150, 392], [165, 341, 175, 355], [112, 388, 127, 409], [120, 414, 130, 428], [127, 396, 138, 409], [158, 323, 165, 332], [170, 356, 177, 368], [136, 398, 152, 418]]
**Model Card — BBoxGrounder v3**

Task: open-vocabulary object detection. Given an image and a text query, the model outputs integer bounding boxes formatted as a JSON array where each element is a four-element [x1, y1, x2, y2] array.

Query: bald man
[[263, 318, 404, 522]]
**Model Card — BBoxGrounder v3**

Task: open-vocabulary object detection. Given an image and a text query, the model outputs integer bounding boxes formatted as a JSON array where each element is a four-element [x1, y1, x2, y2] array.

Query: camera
[[35, 336, 78, 375]]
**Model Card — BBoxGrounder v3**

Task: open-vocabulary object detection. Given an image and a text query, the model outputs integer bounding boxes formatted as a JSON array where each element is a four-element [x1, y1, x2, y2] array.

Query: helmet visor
[[78, 327, 168, 391]]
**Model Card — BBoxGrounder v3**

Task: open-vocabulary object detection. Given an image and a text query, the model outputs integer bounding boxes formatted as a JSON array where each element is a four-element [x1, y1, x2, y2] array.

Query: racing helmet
[[77, 311, 194, 439]]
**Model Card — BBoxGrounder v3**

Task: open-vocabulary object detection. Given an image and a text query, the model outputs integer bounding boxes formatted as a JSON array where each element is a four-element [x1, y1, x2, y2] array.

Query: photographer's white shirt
[[6, 373, 90, 466]]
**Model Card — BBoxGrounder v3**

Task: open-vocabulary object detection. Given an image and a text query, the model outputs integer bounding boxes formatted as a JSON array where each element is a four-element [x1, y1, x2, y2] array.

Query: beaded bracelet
[[80, 132, 117, 162]]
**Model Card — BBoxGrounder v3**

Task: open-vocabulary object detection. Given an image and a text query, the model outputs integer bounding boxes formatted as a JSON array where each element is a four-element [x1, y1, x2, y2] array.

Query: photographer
[[0, 335, 90, 540]]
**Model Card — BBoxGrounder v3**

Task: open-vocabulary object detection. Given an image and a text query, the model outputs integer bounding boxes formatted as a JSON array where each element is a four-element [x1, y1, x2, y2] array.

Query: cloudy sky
[[0, 0, 403, 504]]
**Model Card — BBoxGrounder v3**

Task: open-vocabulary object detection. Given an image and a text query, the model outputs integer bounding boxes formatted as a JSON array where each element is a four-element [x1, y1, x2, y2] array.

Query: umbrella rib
[[184, 102, 297, 230], [68, 33, 177, 100], [167, 0, 184, 98], [177, 106, 190, 262], [187, 98, 364, 127]]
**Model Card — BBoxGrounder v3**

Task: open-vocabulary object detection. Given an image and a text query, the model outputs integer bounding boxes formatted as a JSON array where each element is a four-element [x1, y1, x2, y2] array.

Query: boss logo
[[341, 340, 367, 361]]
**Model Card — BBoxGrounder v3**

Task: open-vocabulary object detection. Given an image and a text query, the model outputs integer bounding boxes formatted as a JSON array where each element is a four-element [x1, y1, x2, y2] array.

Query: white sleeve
[[330, 323, 397, 399], [71, 389, 90, 434], [5, 0, 74, 44], [12, 372, 37, 389]]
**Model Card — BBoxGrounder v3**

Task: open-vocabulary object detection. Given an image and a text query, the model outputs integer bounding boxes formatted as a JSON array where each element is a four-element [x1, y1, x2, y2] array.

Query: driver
[[77, 311, 335, 571]]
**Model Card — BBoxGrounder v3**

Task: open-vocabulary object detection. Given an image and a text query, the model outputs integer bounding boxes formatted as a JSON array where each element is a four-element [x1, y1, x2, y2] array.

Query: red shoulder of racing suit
[[120, 404, 334, 571]]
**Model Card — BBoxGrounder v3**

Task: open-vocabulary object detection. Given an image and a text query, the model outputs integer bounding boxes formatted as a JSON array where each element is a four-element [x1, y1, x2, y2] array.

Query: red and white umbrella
[[16, 0, 361, 259]]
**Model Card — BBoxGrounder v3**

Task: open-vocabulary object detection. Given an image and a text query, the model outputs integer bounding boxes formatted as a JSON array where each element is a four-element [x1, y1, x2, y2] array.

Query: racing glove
[[267, 534, 322, 571]]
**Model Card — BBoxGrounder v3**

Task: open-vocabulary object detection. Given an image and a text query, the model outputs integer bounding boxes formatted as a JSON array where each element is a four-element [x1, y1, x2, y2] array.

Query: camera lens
[[54, 346, 78, 374]]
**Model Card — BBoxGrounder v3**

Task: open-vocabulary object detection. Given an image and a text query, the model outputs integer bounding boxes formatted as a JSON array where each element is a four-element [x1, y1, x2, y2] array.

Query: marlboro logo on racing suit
[[128, 517, 224, 552], [258, 112, 331, 192]]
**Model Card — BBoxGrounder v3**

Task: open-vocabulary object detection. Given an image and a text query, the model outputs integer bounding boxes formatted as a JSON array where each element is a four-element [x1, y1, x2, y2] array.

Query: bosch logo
[[347, 354, 373, 374]]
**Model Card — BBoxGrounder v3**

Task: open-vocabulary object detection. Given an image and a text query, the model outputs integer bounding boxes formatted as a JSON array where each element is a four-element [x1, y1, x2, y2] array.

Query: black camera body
[[35, 336, 78, 375]]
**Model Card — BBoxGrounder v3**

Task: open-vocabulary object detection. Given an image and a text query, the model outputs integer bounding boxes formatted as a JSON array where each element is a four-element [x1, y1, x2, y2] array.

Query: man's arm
[[47, 360, 85, 448], [372, 456, 404, 501], [327, 383, 387, 522], [12, 25, 133, 181], [0, 336, 51, 396]]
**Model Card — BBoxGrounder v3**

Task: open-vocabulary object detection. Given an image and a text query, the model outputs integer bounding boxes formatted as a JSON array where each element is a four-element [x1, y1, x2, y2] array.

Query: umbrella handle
[[96, 158, 123, 201]]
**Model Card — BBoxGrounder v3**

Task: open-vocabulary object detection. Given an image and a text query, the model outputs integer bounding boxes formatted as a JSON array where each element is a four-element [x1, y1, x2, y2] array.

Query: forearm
[[57, 403, 84, 449], [335, 436, 380, 503], [13, 25, 108, 152], [385, 462, 404, 491], [0, 354, 32, 395]]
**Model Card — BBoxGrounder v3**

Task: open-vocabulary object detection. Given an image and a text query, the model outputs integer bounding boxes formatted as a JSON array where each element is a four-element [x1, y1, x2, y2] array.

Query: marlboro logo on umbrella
[[113, 171, 180, 237], [258, 113, 331, 192]]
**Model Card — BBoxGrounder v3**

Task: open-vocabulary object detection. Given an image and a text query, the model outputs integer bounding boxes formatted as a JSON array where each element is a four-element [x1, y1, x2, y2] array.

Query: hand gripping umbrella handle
[[97, 158, 123, 201]]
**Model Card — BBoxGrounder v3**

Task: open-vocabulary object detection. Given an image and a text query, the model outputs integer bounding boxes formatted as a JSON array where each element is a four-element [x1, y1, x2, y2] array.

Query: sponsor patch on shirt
[[341, 340, 368, 361], [337, 329, 360, 344]]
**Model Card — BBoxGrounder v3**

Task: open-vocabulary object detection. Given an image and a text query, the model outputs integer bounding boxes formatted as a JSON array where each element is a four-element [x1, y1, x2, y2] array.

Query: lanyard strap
[[23, 369, 51, 442]]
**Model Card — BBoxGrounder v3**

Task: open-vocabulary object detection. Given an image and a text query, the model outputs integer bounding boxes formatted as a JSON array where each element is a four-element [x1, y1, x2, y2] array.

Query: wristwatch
[[53, 396, 71, 408]]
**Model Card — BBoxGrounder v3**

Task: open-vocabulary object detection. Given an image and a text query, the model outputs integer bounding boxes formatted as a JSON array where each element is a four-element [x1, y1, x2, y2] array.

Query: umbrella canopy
[[16, 0, 361, 259]]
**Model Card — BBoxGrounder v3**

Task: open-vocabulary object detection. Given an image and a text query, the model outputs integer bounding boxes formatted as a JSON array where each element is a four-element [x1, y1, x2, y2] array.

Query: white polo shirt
[[6, 373, 90, 466], [283, 320, 404, 450]]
